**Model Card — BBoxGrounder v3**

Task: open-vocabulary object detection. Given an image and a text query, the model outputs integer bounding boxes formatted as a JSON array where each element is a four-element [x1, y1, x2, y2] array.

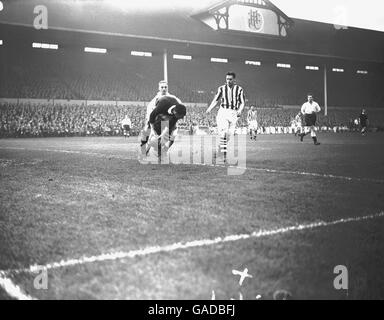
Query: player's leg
[[310, 126, 320, 145], [157, 136, 162, 163], [218, 128, 228, 162], [139, 124, 150, 156], [163, 129, 176, 152], [299, 126, 309, 141], [216, 109, 228, 163], [253, 122, 258, 140], [299, 114, 313, 141], [145, 131, 160, 155], [249, 122, 256, 140], [224, 112, 239, 161], [294, 126, 298, 136]]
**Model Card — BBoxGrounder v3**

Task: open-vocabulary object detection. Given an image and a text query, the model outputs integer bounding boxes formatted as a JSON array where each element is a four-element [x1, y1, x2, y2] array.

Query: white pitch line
[[2, 211, 384, 276], [0, 272, 36, 300], [1, 146, 383, 184], [234, 166, 384, 184], [190, 162, 384, 184]]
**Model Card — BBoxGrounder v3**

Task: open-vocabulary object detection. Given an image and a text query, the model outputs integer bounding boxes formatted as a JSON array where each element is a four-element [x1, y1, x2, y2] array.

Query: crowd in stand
[[1, 102, 383, 138], [0, 102, 145, 138], [1, 48, 384, 137], [3, 48, 384, 108]]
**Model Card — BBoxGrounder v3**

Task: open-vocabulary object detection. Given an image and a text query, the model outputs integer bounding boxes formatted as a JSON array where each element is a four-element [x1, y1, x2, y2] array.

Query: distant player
[[292, 112, 303, 136], [247, 105, 258, 140], [359, 109, 368, 136], [206, 72, 245, 162], [121, 115, 132, 138], [144, 95, 186, 160], [139, 80, 181, 155], [298, 94, 321, 145]]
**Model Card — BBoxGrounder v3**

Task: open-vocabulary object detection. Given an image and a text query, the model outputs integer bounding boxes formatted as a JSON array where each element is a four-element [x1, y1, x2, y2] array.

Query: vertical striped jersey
[[214, 84, 245, 110]]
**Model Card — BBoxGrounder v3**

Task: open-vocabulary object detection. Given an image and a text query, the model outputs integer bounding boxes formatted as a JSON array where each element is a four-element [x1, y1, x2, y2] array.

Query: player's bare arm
[[206, 91, 221, 114], [237, 101, 245, 117], [237, 90, 245, 116]]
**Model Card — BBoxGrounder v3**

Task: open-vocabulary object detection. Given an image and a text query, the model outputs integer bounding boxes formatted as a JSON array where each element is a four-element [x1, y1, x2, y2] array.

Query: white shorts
[[216, 108, 238, 136], [248, 120, 258, 131]]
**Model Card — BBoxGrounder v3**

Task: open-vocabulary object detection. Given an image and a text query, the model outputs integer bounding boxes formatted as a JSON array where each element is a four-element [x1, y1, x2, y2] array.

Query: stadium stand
[[2, 47, 384, 108], [0, 48, 163, 101], [1, 101, 384, 138]]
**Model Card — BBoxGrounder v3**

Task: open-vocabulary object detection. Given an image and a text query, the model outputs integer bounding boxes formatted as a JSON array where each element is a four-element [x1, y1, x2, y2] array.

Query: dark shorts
[[123, 125, 130, 131], [304, 113, 317, 127]]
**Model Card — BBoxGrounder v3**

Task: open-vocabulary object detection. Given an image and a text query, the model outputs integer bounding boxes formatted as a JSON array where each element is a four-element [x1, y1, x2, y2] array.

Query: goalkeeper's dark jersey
[[149, 96, 180, 124]]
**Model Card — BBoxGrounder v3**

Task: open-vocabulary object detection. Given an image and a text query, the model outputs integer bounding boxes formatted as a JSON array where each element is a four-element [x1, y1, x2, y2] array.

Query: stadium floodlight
[[277, 63, 291, 69], [131, 51, 152, 57], [357, 70, 368, 74], [332, 68, 344, 72], [211, 57, 228, 63], [0, 40, 3, 46], [0, 1, 3, 12], [32, 42, 58, 50], [245, 60, 261, 66], [305, 66, 319, 71], [173, 54, 192, 60], [84, 47, 107, 54]]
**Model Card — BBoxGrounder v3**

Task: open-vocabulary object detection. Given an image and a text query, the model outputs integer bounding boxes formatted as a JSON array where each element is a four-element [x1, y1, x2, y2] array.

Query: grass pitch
[[1, 132, 384, 300]]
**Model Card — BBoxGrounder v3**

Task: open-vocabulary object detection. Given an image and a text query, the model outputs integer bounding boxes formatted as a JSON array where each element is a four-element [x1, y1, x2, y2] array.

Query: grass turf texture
[[0, 133, 384, 299]]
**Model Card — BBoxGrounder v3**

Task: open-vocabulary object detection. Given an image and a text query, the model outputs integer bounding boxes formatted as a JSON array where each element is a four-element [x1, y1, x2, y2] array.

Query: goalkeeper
[[141, 96, 186, 159]]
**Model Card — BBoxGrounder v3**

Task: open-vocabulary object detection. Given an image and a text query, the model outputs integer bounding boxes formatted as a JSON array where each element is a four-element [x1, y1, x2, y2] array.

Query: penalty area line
[[192, 162, 384, 184], [0, 271, 36, 300], [2, 211, 384, 277]]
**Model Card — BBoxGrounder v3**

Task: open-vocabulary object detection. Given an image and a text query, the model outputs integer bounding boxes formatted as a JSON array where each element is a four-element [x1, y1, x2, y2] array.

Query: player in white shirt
[[121, 115, 132, 138], [299, 94, 321, 145], [139, 80, 181, 156], [247, 105, 258, 140], [291, 112, 302, 136]]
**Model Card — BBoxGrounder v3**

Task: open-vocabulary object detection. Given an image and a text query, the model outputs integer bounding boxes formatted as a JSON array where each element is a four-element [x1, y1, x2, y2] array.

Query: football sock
[[219, 136, 227, 160]]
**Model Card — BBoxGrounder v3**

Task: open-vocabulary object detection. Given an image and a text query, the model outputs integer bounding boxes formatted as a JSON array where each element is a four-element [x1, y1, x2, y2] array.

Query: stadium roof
[[1, 0, 384, 63]]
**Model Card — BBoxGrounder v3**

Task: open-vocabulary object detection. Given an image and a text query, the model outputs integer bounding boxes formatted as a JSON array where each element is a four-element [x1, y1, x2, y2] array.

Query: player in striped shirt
[[247, 105, 258, 140], [206, 72, 245, 162]]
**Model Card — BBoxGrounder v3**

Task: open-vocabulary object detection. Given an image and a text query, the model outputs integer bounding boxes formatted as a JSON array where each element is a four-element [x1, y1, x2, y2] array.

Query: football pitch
[[1, 133, 384, 300]]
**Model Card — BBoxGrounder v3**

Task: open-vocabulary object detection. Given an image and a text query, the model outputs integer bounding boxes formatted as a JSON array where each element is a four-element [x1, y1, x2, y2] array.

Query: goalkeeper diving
[[139, 95, 187, 160]]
